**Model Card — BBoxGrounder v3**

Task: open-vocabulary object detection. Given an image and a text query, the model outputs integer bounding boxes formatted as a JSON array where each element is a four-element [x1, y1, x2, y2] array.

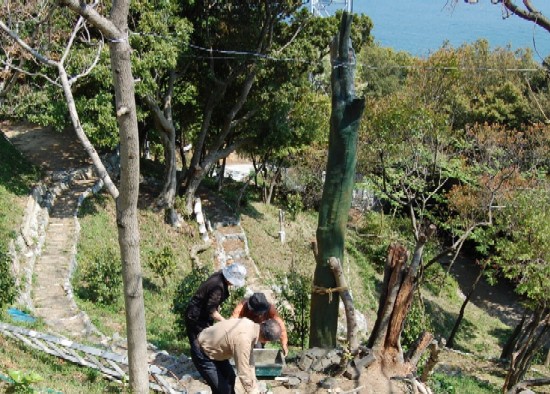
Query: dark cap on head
[[247, 292, 270, 314]]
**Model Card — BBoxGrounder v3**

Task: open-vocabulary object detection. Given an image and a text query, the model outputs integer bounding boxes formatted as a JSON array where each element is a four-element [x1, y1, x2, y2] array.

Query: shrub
[[284, 193, 304, 221], [274, 268, 311, 349], [429, 372, 499, 394], [402, 296, 434, 352], [145, 246, 176, 286], [76, 249, 122, 305], [0, 247, 16, 314], [7, 369, 43, 394]]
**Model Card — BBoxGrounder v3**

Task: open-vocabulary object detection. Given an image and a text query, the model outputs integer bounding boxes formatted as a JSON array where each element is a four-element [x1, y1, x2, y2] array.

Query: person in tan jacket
[[197, 318, 281, 394], [231, 292, 289, 356]]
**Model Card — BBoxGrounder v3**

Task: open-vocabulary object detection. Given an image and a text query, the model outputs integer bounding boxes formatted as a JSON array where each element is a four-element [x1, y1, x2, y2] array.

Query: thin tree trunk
[[143, 83, 178, 219], [107, 15, 149, 394], [217, 157, 226, 191], [503, 307, 550, 392], [309, 12, 365, 348], [502, 314, 527, 360], [447, 266, 484, 348], [58, 66, 119, 198], [265, 166, 282, 205], [328, 257, 358, 352]]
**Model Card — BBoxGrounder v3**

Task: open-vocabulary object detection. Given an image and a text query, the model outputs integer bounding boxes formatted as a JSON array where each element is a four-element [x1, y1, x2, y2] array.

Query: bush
[[284, 193, 304, 221], [6, 369, 43, 394], [402, 296, 434, 352], [76, 249, 122, 305], [429, 372, 499, 394], [0, 247, 16, 314], [274, 268, 311, 349], [172, 266, 246, 340], [145, 246, 176, 286]]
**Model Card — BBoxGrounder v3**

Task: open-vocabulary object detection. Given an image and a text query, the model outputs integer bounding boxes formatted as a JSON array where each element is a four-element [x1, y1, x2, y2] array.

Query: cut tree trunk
[[367, 227, 435, 363], [367, 244, 411, 361], [309, 11, 365, 348]]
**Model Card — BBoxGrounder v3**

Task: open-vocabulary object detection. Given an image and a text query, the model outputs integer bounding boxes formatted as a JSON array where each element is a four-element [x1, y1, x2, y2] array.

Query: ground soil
[[1, 121, 91, 171]]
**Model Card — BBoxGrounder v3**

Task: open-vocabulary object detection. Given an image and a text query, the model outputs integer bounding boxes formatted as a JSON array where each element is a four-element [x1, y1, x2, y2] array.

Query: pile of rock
[[276, 348, 343, 390]]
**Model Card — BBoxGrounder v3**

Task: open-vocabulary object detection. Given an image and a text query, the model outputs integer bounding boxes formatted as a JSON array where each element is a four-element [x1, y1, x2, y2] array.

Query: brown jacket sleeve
[[232, 336, 258, 393]]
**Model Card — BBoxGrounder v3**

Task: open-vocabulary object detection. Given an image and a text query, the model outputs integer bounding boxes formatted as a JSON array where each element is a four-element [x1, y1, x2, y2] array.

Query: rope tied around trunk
[[312, 285, 348, 303]]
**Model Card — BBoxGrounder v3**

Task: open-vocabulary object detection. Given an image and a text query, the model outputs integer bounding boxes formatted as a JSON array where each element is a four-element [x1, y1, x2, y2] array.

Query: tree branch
[[503, 1, 550, 33], [58, 0, 121, 39], [0, 21, 57, 67]]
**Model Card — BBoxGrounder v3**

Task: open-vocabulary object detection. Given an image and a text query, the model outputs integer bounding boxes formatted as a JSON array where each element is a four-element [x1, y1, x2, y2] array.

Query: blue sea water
[[338, 1, 550, 61]]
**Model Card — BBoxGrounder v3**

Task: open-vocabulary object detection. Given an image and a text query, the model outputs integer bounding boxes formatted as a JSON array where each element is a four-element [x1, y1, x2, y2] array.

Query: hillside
[[0, 122, 548, 393]]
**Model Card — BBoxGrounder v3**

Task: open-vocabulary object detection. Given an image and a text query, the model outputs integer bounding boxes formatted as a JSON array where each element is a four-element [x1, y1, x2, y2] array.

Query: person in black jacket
[[184, 263, 247, 393]]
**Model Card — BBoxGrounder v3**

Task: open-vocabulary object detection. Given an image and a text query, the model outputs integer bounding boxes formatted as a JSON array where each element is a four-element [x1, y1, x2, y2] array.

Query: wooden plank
[[28, 337, 62, 358], [64, 347, 113, 372], [0, 322, 128, 364], [105, 358, 127, 377], [86, 354, 124, 379], [66, 347, 88, 365], [3, 330, 43, 353], [153, 373, 177, 394], [47, 341, 81, 364]]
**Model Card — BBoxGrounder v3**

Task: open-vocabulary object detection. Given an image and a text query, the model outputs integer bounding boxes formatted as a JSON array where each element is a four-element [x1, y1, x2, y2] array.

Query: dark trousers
[[187, 326, 236, 394]]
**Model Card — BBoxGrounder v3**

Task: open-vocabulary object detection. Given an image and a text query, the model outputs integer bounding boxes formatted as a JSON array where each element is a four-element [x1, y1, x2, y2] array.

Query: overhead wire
[[128, 31, 546, 73]]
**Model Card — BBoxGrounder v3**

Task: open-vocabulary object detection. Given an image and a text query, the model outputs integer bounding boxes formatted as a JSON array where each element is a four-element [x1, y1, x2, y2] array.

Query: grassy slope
[[75, 192, 197, 354], [1, 141, 544, 394], [0, 137, 117, 393], [0, 135, 39, 243], [75, 195, 533, 393]]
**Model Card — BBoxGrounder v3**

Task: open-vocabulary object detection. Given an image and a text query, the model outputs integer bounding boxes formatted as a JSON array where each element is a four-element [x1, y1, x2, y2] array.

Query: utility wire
[[129, 31, 546, 73]]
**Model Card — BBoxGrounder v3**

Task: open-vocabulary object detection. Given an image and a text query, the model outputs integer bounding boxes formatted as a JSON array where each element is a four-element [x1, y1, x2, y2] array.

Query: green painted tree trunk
[[309, 12, 365, 348]]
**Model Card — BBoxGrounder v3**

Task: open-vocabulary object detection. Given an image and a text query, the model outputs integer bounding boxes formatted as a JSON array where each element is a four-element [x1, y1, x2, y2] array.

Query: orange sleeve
[[231, 299, 246, 319], [269, 306, 288, 348]]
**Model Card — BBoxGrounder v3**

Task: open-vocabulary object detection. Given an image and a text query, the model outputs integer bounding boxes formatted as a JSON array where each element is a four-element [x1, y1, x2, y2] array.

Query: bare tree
[[452, 1, 550, 34], [501, 1, 550, 34], [1, 1, 149, 392]]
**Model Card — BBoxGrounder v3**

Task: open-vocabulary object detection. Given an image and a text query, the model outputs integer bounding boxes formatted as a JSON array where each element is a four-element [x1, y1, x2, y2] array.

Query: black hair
[[259, 319, 282, 342], [248, 292, 270, 314]]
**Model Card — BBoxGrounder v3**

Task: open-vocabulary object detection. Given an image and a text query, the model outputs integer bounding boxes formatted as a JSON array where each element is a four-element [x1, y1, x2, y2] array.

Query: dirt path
[[1, 121, 91, 171], [1, 121, 102, 339], [1, 121, 266, 393], [448, 255, 524, 327]]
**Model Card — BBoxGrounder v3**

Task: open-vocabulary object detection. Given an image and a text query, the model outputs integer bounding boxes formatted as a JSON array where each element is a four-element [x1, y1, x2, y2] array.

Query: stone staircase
[[2, 123, 278, 393], [199, 190, 274, 302], [32, 177, 101, 340]]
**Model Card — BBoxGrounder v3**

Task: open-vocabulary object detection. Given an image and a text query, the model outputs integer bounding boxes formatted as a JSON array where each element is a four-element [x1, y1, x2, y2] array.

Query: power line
[[130, 31, 546, 73]]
